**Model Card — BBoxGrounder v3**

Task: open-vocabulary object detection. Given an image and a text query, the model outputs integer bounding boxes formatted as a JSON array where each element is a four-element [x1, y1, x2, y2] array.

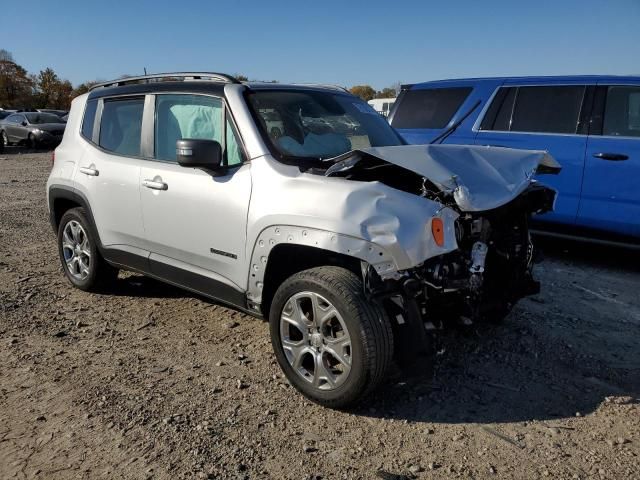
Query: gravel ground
[[1, 150, 639, 480]]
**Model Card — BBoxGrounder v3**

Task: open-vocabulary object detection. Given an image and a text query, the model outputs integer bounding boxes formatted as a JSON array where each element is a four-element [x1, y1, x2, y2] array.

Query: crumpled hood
[[326, 144, 561, 212]]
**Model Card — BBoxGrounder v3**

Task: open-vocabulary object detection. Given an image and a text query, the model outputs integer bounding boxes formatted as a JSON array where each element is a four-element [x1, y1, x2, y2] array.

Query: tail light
[[431, 218, 444, 247]]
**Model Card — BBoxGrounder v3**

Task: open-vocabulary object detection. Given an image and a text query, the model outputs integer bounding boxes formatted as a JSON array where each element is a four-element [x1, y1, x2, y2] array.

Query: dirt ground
[[1, 150, 639, 480]]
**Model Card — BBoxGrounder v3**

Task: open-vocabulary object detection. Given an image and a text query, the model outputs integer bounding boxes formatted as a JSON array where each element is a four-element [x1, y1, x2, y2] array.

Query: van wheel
[[57, 207, 118, 292], [269, 266, 393, 408]]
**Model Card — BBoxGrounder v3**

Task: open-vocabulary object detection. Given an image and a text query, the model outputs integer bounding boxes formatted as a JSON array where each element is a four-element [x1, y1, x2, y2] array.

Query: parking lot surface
[[1, 150, 639, 479]]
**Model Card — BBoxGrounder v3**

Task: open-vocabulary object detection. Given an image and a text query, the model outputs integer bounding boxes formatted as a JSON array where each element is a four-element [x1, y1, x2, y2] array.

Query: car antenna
[[429, 99, 482, 145]]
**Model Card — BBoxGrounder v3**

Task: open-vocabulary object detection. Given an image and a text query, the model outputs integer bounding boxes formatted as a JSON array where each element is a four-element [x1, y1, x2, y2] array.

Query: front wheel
[[28, 133, 39, 149], [1, 130, 8, 147], [269, 266, 393, 408]]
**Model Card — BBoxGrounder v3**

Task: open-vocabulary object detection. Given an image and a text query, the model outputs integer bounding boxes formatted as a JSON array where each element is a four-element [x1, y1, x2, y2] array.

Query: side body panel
[[139, 161, 252, 290], [74, 144, 146, 251], [578, 80, 640, 238]]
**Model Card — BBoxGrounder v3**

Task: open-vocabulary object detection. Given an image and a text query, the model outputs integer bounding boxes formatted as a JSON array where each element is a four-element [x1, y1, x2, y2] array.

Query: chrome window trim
[[473, 83, 595, 136]]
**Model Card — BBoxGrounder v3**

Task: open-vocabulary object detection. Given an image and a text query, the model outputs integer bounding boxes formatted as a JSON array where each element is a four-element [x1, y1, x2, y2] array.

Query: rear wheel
[[57, 208, 118, 292], [269, 266, 393, 408]]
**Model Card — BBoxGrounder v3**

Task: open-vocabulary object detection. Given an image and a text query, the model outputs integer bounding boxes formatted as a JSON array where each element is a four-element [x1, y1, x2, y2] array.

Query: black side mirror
[[21, 121, 28, 127], [176, 139, 222, 170]]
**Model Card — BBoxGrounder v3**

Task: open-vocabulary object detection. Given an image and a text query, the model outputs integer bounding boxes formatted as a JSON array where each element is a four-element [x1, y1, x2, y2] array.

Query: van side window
[[481, 86, 584, 134], [81, 99, 98, 141], [391, 87, 472, 129], [603, 86, 640, 137], [154, 94, 223, 162], [99, 97, 145, 156]]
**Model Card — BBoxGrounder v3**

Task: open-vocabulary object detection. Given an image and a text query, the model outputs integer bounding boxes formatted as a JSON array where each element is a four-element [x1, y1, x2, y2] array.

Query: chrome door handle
[[142, 179, 168, 190], [79, 167, 99, 176]]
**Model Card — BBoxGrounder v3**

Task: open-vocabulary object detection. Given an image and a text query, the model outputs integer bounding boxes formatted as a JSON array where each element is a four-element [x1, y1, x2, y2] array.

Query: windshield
[[247, 89, 403, 161], [25, 113, 65, 124]]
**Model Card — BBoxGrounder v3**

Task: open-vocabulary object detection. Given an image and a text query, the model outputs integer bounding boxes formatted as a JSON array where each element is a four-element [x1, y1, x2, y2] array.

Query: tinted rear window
[[481, 85, 585, 134], [99, 97, 144, 156], [603, 86, 640, 137], [81, 99, 98, 140], [391, 87, 472, 129]]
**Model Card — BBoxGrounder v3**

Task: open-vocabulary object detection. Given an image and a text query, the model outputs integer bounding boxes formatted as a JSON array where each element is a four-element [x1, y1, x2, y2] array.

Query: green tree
[[36, 68, 61, 107], [71, 81, 100, 99], [375, 87, 398, 99], [0, 53, 34, 108], [349, 85, 376, 101]]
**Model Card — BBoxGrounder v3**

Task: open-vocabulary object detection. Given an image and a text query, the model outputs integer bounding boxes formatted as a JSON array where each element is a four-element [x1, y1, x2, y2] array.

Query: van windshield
[[247, 89, 403, 162]]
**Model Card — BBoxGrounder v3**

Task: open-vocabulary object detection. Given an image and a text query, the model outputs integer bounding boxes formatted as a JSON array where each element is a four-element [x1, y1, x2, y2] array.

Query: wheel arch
[[48, 186, 102, 248], [247, 225, 398, 317]]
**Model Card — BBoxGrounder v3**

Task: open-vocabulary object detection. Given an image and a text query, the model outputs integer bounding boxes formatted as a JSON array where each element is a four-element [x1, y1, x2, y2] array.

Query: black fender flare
[[48, 185, 104, 251]]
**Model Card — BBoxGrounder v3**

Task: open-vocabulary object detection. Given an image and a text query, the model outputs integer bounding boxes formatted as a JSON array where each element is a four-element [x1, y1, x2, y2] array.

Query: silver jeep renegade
[[46, 73, 559, 408]]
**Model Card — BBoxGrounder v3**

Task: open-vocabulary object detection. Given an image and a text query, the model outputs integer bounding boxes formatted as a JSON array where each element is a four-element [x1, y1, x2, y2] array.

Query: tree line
[[1, 49, 398, 111], [0, 49, 99, 110], [349, 84, 399, 101]]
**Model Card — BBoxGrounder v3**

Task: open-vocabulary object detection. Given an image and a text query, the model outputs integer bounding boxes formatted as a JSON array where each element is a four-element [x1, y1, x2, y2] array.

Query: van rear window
[[391, 87, 472, 129]]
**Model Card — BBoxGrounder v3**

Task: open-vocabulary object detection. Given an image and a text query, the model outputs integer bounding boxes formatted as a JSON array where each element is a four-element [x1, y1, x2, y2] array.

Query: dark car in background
[[389, 76, 640, 245], [0, 110, 16, 120], [38, 109, 69, 118], [0, 111, 66, 149]]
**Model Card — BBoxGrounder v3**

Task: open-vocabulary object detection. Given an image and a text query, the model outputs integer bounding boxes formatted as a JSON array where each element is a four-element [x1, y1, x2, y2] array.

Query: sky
[[4, 0, 640, 89]]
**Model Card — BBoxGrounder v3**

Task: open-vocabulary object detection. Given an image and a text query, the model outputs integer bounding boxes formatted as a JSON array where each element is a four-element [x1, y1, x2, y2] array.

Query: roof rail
[[291, 83, 350, 93], [89, 72, 241, 91]]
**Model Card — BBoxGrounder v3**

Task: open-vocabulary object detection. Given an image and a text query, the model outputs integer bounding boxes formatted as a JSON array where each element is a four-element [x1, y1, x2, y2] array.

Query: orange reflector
[[431, 218, 444, 246]]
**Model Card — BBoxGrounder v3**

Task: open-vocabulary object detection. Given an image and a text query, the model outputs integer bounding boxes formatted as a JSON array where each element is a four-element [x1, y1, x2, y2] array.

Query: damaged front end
[[326, 144, 559, 362]]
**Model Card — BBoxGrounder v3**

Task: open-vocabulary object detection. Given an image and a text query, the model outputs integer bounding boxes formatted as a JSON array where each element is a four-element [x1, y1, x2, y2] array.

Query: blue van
[[389, 76, 640, 245]]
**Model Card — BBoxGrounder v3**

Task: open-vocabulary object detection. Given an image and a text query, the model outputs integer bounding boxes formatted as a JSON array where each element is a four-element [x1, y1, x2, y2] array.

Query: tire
[[28, 133, 38, 150], [57, 207, 118, 292], [269, 266, 393, 408], [1, 130, 8, 147]]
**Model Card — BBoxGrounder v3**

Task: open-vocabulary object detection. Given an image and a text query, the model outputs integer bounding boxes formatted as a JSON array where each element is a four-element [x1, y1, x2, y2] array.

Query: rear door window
[[481, 85, 585, 134], [391, 87, 472, 129], [511, 86, 584, 134], [602, 86, 640, 137], [99, 97, 145, 156]]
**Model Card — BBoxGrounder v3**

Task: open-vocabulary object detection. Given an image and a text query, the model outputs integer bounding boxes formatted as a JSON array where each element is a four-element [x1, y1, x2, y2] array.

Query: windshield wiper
[[429, 99, 482, 145]]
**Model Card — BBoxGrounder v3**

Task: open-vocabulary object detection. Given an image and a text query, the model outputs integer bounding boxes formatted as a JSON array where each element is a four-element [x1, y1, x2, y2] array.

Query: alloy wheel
[[61, 220, 91, 280], [280, 291, 352, 390]]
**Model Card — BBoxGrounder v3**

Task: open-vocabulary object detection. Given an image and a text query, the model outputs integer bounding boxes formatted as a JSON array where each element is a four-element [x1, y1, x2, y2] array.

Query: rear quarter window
[[81, 99, 98, 141], [391, 87, 472, 129]]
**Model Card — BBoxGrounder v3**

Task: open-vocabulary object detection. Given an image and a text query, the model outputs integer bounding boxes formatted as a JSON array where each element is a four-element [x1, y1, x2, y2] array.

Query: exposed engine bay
[[323, 145, 559, 359]]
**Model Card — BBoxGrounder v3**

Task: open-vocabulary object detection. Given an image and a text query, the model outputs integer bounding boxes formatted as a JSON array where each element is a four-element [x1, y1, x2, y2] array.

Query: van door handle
[[593, 152, 629, 161], [142, 179, 168, 190], [79, 166, 99, 176]]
